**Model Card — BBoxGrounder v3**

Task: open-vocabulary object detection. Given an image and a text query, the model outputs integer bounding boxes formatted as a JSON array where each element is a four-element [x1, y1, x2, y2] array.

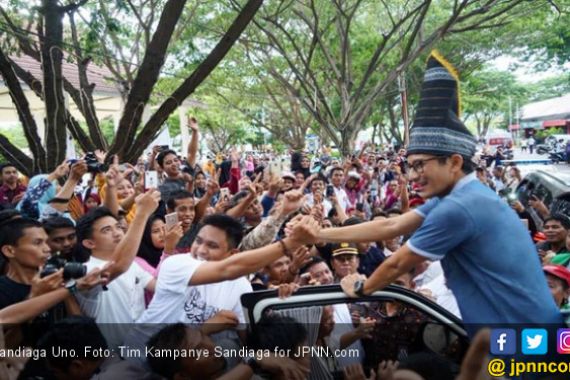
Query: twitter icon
[[522, 329, 548, 355]]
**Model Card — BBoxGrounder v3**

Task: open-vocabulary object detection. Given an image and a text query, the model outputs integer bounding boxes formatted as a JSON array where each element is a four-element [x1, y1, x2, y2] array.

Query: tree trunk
[[339, 127, 357, 156], [124, 0, 264, 163], [41, 0, 68, 171], [108, 0, 187, 158], [0, 48, 46, 174]]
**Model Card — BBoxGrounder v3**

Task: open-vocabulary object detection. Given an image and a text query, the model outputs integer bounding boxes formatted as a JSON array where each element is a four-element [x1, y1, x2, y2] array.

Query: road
[[509, 148, 570, 175]]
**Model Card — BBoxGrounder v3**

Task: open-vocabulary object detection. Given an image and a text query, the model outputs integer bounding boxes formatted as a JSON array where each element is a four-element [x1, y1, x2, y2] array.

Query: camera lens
[[63, 262, 87, 280]]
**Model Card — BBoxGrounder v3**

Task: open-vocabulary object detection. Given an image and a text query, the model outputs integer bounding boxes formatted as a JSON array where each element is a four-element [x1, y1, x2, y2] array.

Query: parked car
[[241, 284, 469, 378]]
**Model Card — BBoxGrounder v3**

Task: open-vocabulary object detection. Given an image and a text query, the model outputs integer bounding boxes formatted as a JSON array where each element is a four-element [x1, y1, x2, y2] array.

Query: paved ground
[[510, 148, 570, 175]]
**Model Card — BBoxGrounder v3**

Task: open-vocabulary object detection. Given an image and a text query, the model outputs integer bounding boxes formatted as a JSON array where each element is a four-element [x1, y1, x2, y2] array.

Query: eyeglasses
[[406, 157, 444, 174]]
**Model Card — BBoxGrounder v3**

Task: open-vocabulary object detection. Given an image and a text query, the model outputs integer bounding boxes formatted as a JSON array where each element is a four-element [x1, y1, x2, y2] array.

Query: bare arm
[[51, 161, 88, 212], [361, 244, 426, 295], [318, 210, 423, 243], [106, 190, 160, 280], [195, 179, 219, 222], [187, 117, 199, 168], [0, 288, 70, 324], [191, 216, 319, 285]]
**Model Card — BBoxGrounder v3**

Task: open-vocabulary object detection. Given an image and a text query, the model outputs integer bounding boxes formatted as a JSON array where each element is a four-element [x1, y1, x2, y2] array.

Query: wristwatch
[[354, 280, 366, 297], [242, 355, 260, 372], [65, 280, 77, 295]]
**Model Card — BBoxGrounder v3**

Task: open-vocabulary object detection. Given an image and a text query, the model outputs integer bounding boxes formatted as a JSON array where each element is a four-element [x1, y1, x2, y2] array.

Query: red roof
[[9, 54, 120, 95], [542, 119, 568, 128]]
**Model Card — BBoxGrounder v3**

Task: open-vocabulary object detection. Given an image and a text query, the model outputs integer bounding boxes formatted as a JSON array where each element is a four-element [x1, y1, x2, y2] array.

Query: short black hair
[[330, 166, 344, 177], [248, 313, 307, 352], [38, 316, 107, 372], [0, 217, 43, 249], [343, 216, 363, 226], [386, 208, 403, 216], [309, 175, 327, 187], [544, 214, 570, 230], [166, 190, 194, 211], [198, 214, 244, 249], [43, 217, 75, 235], [300, 255, 326, 274], [0, 162, 16, 174], [75, 207, 117, 243], [147, 323, 187, 379], [156, 150, 178, 168], [0, 209, 21, 225]]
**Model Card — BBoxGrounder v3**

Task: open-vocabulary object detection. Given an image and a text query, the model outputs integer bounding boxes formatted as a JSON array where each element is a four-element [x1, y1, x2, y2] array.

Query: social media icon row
[[491, 329, 570, 355]]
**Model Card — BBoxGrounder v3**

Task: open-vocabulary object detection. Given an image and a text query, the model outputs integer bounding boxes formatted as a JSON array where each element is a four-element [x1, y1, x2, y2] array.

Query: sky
[[491, 55, 570, 84]]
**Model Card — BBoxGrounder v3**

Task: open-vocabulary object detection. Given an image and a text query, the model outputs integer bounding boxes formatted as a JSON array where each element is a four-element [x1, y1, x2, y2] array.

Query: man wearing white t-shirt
[[330, 167, 350, 212], [126, 191, 319, 359], [74, 184, 161, 349]]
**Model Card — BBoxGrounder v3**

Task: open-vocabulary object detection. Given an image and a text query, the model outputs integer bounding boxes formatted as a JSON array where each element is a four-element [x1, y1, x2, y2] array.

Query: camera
[[40, 256, 87, 280], [84, 152, 108, 173]]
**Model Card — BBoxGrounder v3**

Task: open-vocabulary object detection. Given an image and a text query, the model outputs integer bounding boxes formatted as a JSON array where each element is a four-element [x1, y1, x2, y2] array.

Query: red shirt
[[0, 183, 27, 205]]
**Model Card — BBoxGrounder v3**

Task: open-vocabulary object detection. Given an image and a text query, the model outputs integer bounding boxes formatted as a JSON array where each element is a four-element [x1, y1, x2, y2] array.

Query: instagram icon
[[557, 329, 570, 354]]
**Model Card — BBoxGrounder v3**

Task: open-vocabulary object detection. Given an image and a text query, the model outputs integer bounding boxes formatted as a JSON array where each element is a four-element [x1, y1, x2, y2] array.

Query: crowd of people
[[0, 52, 567, 380]]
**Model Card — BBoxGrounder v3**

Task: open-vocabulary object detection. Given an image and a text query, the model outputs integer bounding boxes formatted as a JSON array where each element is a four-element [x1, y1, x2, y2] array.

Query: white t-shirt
[[76, 256, 153, 348], [125, 254, 252, 359], [137, 254, 252, 325], [333, 186, 350, 212]]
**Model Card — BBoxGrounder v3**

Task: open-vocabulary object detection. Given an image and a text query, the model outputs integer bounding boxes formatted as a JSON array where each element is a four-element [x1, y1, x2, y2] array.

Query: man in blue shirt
[[316, 51, 562, 335]]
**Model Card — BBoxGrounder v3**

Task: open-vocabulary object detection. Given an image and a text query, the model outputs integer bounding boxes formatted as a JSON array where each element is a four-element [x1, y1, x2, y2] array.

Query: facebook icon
[[491, 329, 516, 355]]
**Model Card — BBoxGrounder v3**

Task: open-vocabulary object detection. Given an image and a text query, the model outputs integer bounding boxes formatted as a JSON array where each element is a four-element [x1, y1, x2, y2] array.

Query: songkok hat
[[407, 50, 476, 159]]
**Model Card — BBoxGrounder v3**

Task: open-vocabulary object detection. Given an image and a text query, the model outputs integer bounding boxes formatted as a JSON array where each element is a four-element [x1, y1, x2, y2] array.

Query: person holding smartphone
[[312, 51, 563, 337]]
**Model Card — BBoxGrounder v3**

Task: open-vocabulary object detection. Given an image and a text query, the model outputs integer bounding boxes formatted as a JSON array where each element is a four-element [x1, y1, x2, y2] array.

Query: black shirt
[[0, 276, 66, 347]]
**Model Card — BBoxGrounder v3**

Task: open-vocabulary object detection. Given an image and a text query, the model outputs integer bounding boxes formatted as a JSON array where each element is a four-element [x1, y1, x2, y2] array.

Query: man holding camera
[[0, 218, 106, 345]]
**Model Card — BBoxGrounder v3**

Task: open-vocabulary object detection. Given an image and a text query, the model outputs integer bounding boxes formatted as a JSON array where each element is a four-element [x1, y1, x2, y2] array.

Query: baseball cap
[[281, 171, 296, 181], [543, 265, 570, 287]]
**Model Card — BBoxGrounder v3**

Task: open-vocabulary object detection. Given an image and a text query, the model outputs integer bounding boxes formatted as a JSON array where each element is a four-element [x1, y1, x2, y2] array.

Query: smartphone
[[145, 171, 159, 189], [326, 184, 334, 197], [270, 161, 281, 176], [159, 145, 169, 152], [165, 212, 179, 229], [356, 202, 364, 212], [220, 187, 230, 201]]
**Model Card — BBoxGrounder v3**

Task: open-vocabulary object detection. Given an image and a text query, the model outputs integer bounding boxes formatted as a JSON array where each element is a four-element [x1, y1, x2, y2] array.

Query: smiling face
[[407, 154, 461, 199], [161, 153, 180, 177], [544, 220, 568, 244], [170, 197, 195, 231], [116, 179, 135, 199], [190, 225, 231, 261]]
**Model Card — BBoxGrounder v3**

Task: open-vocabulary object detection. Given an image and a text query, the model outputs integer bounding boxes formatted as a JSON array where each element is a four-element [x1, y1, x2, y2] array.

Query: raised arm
[[187, 116, 199, 168], [49, 161, 88, 213], [106, 189, 160, 280], [191, 216, 320, 285], [318, 210, 424, 243]]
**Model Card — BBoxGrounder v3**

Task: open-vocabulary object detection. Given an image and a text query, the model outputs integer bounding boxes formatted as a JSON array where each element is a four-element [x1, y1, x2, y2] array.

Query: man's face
[[311, 179, 325, 195], [546, 273, 569, 308], [1, 166, 18, 185], [493, 168, 503, 178], [244, 197, 263, 222], [265, 256, 291, 284], [191, 225, 231, 261], [331, 254, 359, 279], [171, 198, 195, 230], [47, 227, 77, 257], [309, 262, 333, 285], [544, 220, 567, 244], [83, 216, 124, 253], [331, 170, 344, 187], [407, 154, 457, 199], [161, 153, 180, 177], [239, 177, 252, 191], [3, 227, 51, 270]]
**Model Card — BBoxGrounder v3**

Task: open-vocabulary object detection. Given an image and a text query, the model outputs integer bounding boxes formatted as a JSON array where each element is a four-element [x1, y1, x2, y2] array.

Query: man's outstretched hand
[[341, 273, 367, 298]]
